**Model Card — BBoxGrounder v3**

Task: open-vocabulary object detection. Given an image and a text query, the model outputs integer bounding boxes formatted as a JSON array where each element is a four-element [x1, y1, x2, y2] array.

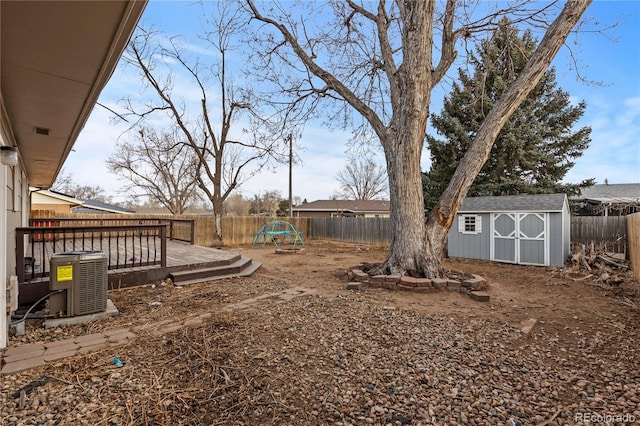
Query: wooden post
[[160, 224, 167, 268]]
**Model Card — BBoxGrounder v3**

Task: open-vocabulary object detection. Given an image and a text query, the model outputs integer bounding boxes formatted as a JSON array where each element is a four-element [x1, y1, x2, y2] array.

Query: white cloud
[[564, 95, 640, 185]]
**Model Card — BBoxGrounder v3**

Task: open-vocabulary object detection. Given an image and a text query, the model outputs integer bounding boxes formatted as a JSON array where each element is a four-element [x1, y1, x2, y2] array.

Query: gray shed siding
[[548, 212, 564, 266], [447, 194, 570, 267], [447, 213, 491, 260]]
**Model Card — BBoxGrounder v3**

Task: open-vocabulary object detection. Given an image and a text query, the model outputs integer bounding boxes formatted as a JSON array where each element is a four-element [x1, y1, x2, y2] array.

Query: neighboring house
[[30, 189, 135, 214], [72, 200, 135, 215], [570, 183, 640, 216], [30, 189, 84, 214], [447, 193, 571, 267], [0, 1, 147, 348], [292, 200, 391, 218]]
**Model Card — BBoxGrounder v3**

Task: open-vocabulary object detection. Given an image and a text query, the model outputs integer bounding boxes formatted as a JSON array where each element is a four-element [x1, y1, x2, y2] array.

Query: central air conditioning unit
[[48, 251, 108, 317]]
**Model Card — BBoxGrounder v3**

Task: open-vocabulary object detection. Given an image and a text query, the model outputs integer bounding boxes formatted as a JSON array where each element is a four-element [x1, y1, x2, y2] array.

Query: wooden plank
[[520, 318, 538, 334], [628, 213, 640, 281]]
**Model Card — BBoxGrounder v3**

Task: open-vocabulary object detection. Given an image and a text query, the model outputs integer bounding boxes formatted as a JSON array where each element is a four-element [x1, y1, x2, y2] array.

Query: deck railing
[[16, 224, 168, 283], [29, 217, 195, 244]]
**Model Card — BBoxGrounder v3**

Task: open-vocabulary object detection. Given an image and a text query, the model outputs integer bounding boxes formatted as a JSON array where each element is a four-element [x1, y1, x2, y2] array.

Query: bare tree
[[223, 193, 252, 216], [260, 190, 282, 216], [248, 190, 283, 216], [106, 127, 201, 215], [337, 158, 388, 200], [52, 169, 112, 203], [246, 0, 592, 277], [120, 2, 288, 244]]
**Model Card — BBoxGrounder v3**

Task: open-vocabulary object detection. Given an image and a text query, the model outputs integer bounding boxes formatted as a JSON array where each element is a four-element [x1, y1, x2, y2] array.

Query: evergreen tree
[[423, 18, 594, 211]]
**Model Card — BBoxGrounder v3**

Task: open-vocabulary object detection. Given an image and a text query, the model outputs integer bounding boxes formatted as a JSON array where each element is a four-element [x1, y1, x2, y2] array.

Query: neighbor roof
[[72, 199, 135, 214], [292, 199, 390, 213], [30, 188, 83, 206], [570, 183, 640, 203], [458, 193, 568, 213]]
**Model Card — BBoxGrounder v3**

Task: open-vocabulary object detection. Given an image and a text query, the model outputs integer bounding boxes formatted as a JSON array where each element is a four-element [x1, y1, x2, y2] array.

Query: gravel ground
[[1, 242, 638, 425]]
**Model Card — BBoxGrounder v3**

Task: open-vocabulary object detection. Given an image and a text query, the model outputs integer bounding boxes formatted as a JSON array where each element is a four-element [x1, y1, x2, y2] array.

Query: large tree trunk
[[382, 130, 430, 276], [380, 1, 445, 277]]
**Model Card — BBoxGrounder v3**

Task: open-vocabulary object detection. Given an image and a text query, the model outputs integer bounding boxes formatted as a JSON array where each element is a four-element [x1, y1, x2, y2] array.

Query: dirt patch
[[232, 241, 639, 336], [2, 240, 639, 425]]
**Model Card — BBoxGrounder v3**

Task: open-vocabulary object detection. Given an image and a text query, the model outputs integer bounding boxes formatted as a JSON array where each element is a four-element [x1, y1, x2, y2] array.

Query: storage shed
[[447, 193, 570, 266]]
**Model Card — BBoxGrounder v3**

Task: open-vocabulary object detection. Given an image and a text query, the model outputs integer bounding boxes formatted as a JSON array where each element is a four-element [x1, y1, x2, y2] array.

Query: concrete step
[[169, 257, 260, 285]]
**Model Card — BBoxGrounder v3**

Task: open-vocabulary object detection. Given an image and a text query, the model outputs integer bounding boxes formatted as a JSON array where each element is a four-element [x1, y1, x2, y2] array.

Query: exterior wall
[[363, 213, 391, 218], [32, 204, 72, 214], [31, 192, 74, 213], [2, 119, 32, 348], [294, 211, 332, 218], [0, 156, 6, 348], [6, 166, 28, 280], [2, 118, 31, 349], [447, 213, 491, 261]]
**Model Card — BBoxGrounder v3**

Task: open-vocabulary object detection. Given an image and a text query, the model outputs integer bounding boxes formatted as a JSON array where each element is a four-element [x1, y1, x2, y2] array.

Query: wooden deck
[[18, 240, 247, 304], [23, 239, 238, 274], [164, 241, 239, 267]]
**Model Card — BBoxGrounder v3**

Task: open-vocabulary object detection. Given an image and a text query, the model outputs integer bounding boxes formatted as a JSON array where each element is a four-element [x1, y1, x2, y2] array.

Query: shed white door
[[492, 213, 548, 265]]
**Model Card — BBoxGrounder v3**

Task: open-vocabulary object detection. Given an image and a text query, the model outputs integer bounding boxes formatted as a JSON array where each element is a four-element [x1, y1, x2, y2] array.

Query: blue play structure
[[253, 221, 305, 247]]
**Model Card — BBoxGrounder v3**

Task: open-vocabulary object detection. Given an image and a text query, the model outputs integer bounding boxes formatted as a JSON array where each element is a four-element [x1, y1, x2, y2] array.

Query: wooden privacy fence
[[309, 217, 391, 245], [30, 211, 310, 247], [192, 216, 310, 246], [570, 216, 628, 254], [627, 213, 640, 281]]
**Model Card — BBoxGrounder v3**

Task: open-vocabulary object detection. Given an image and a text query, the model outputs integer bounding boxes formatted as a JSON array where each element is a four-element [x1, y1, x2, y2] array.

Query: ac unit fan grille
[[77, 259, 108, 315]]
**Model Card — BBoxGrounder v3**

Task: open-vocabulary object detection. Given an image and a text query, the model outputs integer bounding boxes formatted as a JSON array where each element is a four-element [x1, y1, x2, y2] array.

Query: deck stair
[[168, 255, 261, 286]]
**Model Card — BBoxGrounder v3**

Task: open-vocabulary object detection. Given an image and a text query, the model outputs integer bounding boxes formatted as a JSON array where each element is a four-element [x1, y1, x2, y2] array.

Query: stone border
[[344, 265, 490, 302], [274, 247, 305, 255]]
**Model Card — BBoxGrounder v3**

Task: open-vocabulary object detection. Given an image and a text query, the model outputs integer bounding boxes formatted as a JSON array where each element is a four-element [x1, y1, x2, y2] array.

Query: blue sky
[[67, 1, 640, 203]]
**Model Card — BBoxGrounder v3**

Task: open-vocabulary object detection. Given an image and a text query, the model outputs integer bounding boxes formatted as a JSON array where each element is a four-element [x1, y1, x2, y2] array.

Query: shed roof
[[458, 193, 568, 213]]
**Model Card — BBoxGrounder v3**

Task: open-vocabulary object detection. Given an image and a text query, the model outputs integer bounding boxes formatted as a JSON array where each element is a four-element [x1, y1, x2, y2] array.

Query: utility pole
[[288, 134, 293, 217]]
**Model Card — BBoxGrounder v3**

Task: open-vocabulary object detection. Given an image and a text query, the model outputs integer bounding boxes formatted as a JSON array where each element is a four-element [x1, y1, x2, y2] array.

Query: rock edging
[[342, 265, 490, 302]]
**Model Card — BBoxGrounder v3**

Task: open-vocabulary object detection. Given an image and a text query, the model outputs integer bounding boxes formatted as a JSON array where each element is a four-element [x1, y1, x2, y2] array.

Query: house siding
[[5, 167, 28, 294], [2, 146, 31, 348], [32, 204, 71, 214], [295, 211, 333, 218]]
